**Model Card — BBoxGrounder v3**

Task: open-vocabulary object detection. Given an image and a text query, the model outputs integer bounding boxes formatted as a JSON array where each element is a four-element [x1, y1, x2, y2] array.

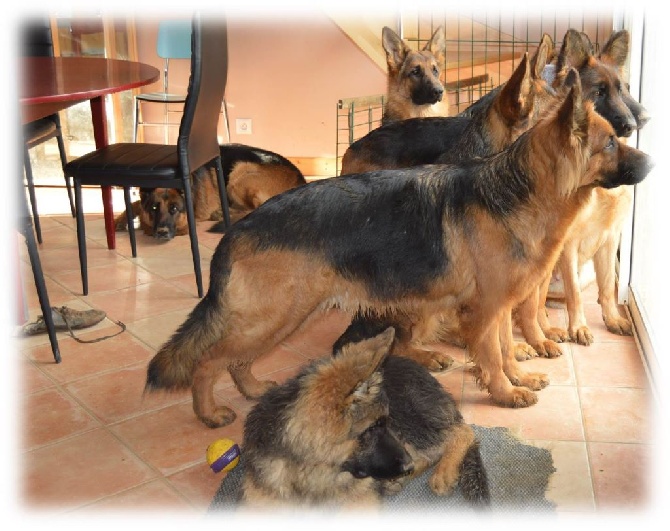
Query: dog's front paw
[[544, 326, 569, 343], [570, 326, 594, 346], [533, 340, 563, 358], [604, 316, 633, 336], [514, 342, 537, 361], [491, 386, 538, 408], [429, 470, 458, 496]]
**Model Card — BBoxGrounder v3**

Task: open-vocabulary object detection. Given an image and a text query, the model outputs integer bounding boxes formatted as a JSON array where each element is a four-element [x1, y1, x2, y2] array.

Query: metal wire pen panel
[[402, 10, 614, 114], [334, 9, 615, 176], [335, 94, 386, 176]]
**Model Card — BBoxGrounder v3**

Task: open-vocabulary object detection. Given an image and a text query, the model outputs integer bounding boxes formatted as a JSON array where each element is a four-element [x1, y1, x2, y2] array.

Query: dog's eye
[[169, 205, 179, 214], [151, 203, 159, 212], [432, 66, 439, 76], [595, 85, 607, 97], [410, 66, 421, 76], [605, 136, 616, 150]]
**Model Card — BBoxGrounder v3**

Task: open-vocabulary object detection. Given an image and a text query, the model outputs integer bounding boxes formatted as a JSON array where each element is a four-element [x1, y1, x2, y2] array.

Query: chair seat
[[65, 143, 184, 186], [136, 92, 187, 103], [24, 118, 58, 147]]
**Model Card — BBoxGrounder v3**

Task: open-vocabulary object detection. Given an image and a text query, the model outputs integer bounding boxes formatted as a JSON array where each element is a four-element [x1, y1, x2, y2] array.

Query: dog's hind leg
[[429, 423, 475, 496], [229, 360, 277, 399], [192, 354, 237, 428]]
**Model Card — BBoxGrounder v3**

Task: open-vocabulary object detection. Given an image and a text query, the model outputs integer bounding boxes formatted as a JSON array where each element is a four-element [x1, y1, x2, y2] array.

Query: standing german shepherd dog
[[145, 79, 652, 426], [339, 37, 564, 363], [527, 29, 651, 347], [240, 328, 489, 508], [381, 26, 448, 124], [114, 144, 305, 240]]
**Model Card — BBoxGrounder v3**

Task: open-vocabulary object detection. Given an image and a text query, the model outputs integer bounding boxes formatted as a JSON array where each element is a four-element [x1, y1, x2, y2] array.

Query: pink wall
[[135, 14, 387, 159]]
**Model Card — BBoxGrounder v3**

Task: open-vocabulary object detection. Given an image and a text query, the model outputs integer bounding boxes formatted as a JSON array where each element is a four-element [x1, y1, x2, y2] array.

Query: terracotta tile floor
[[12, 200, 660, 518]]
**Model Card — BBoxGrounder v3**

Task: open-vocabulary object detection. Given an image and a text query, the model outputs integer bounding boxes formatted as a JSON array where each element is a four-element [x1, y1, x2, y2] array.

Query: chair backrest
[[21, 18, 55, 57], [178, 13, 227, 175], [156, 20, 192, 59]]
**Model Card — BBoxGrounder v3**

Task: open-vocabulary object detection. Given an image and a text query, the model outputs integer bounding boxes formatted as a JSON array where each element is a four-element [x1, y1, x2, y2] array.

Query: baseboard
[[287, 156, 336, 179], [627, 287, 660, 403]]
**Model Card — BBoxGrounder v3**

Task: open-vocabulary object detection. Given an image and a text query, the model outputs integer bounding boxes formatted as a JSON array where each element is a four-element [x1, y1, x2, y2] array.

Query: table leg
[[90, 95, 116, 250]]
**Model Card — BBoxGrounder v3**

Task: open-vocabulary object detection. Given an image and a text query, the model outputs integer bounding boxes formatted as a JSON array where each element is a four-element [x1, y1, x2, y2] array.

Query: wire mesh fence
[[335, 9, 616, 176]]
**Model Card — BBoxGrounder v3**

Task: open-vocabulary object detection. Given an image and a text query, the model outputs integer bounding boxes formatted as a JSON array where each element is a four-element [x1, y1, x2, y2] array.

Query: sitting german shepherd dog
[[145, 77, 652, 427], [381, 25, 448, 124], [114, 144, 305, 240], [239, 328, 489, 508], [342, 35, 556, 175]]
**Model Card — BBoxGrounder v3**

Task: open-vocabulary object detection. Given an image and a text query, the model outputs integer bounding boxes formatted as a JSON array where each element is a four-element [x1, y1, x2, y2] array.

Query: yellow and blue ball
[[206, 438, 241, 473]]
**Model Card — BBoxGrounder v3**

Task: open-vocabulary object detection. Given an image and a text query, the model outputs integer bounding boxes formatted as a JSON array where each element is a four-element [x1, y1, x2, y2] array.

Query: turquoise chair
[[134, 20, 192, 144]]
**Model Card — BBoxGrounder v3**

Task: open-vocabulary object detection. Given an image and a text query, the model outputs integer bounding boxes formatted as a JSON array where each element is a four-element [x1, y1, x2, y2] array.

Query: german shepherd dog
[[528, 29, 651, 346], [114, 144, 305, 240], [381, 26, 448, 124], [240, 328, 489, 508], [339, 37, 563, 363], [145, 77, 652, 425], [342, 35, 556, 175]]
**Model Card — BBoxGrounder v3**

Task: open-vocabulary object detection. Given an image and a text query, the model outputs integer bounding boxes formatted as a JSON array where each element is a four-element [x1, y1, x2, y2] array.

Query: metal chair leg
[[182, 179, 203, 298], [74, 181, 88, 296], [123, 187, 137, 257], [23, 147, 42, 244]]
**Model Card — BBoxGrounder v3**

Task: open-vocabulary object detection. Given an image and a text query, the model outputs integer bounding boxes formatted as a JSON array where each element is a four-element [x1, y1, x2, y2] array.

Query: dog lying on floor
[[238, 328, 489, 509], [114, 143, 306, 240]]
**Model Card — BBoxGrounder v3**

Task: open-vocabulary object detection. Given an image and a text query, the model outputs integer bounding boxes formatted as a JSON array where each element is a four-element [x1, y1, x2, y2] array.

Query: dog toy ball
[[206, 438, 240, 473]]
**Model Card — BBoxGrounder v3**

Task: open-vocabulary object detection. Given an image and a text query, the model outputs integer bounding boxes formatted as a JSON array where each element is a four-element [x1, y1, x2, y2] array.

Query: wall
[[135, 13, 387, 167]]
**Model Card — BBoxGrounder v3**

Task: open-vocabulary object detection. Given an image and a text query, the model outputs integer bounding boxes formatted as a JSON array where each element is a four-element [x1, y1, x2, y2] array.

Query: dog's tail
[[459, 441, 491, 508], [145, 290, 227, 393]]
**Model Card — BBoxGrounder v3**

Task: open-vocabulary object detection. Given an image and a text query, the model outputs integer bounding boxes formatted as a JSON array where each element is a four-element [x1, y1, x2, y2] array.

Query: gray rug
[[209, 425, 556, 513]]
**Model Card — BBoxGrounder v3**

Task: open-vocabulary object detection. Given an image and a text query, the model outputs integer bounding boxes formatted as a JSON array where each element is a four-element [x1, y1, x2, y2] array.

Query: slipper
[[22, 306, 107, 336]]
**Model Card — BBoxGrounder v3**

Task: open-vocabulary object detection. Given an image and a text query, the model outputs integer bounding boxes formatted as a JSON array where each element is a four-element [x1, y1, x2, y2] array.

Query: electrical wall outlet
[[236, 118, 253, 135]]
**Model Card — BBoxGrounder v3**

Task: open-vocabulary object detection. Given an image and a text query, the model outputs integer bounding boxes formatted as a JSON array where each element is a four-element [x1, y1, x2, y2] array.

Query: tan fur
[[240, 331, 392, 509], [226, 161, 305, 221], [113, 188, 188, 237], [149, 82, 647, 427], [341, 39, 567, 364], [113, 159, 304, 237], [382, 26, 448, 122], [531, 31, 644, 345]]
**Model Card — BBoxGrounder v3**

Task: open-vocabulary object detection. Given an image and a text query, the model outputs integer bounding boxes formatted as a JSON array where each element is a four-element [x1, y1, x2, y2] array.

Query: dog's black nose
[[434, 87, 444, 99]]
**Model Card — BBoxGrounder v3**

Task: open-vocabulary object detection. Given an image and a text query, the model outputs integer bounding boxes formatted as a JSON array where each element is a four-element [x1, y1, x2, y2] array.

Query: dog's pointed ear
[[344, 327, 394, 374], [599, 29, 629, 70], [579, 32, 595, 55], [497, 52, 531, 122], [530, 33, 553, 79], [382, 26, 411, 72], [557, 70, 588, 140], [556, 28, 591, 73], [423, 25, 445, 63]]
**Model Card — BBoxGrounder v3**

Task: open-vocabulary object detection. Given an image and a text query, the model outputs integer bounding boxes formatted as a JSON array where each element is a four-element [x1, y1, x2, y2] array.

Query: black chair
[[17, 116, 61, 363], [64, 13, 231, 298], [21, 18, 75, 244]]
